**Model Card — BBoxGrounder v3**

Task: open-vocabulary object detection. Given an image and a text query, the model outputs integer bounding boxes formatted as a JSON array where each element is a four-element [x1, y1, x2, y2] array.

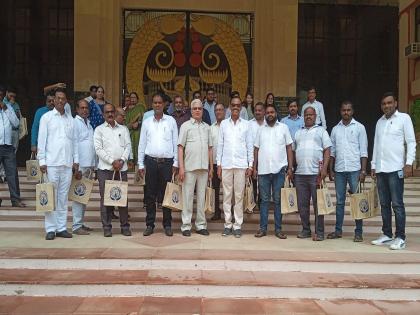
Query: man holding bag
[[38, 88, 79, 240], [253, 104, 293, 238], [294, 106, 331, 241], [178, 99, 213, 236], [328, 101, 368, 242], [94, 103, 132, 237], [71, 99, 96, 235]]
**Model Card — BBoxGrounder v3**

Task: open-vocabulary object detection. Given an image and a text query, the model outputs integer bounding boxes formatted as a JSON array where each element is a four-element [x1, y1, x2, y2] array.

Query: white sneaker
[[389, 237, 406, 250], [371, 234, 393, 245]]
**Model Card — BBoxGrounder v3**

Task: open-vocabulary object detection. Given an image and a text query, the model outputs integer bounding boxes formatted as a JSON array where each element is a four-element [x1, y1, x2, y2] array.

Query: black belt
[[145, 155, 173, 163]]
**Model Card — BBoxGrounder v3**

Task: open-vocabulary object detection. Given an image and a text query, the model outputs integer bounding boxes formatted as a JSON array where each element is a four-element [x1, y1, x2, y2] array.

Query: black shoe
[[56, 230, 72, 238], [313, 234, 325, 241], [45, 232, 55, 240], [104, 229, 112, 237], [12, 201, 26, 207], [182, 230, 191, 237], [82, 225, 93, 232], [111, 212, 119, 220], [121, 228, 132, 236], [196, 229, 209, 236], [297, 231, 311, 239], [143, 226, 154, 236], [327, 231, 342, 239], [275, 231, 287, 239], [254, 230, 267, 238], [0, 198, 2, 207], [211, 213, 221, 221], [164, 227, 173, 237], [354, 234, 364, 242]]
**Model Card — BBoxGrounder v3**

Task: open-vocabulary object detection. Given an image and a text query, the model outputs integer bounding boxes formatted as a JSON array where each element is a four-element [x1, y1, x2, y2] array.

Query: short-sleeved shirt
[[294, 125, 332, 175], [280, 115, 304, 141], [178, 118, 212, 172], [210, 122, 220, 165]]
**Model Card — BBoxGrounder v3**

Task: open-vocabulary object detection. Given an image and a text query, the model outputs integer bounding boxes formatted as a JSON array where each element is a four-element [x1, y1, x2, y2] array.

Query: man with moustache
[[178, 99, 213, 236], [217, 97, 253, 238], [281, 99, 304, 141], [210, 103, 226, 221], [94, 103, 132, 237], [171, 95, 191, 131], [328, 101, 368, 242], [253, 103, 293, 238], [371, 92, 416, 250], [294, 106, 331, 241], [72, 99, 95, 235], [203, 87, 217, 124], [301, 87, 327, 129], [138, 93, 178, 237], [31, 92, 55, 154], [38, 88, 79, 240]]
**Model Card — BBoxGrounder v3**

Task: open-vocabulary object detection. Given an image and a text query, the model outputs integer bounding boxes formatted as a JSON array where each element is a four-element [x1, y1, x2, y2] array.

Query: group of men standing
[[22, 85, 417, 250]]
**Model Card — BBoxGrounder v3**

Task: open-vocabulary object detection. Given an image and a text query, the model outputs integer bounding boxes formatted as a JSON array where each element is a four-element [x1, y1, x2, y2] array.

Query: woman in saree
[[126, 92, 146, 162], [88, 85, 107, 129]]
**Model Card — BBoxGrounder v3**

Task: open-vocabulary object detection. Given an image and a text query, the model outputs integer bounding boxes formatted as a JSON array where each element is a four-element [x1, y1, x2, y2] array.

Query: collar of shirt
[[105, 121, 120, 128], [264, 121, 280, 128], [338, 118, 356, 126], [75, 114, 91, 125], [52, 107, 69, 117], [153, 114, 168, 122], [190, 117, 203, 124], [303, 124, 319, 131], [380, 110, 399, 121], [251, 117, 266, 125], [286, 114, 301, 121], [228, 117, 243, 125]]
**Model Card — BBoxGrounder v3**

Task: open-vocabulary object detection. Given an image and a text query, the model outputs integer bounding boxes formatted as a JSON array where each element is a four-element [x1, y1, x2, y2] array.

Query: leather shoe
[[143, 226, 154, 236], [254, 230, 267, 238], [12, 200, 26, 208], [297, 231, 311, 239], [182, 230, 191, 237], [73, 227, 89, 235], [56, 230, 72, 238], [82, 225, 93, 232], [121, 228, 132, 236], [313, 234, 325, 241], [327, 231, 342, 239], [275, 231, 287, 239], [104, 229, 112, 237], [164, 227, 173, 237], [45, 232, 55, 240], [196, 229, 209, 236]]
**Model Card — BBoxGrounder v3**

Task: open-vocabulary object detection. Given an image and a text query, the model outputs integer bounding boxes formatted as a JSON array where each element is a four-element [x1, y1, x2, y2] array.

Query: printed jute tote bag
[[350, 182, 371, 220], [317, 180, 335, 215], [104, 171, 128, 207], [244, 177, 256, 213], [281, 178, 298, 214], [204, 180, 215, 214], [26, 153, 42, 181], [68, 169, 95, 205], [133, 164, 145, 186], [36, 173, 55, 212], [162, 174, 183, 211]]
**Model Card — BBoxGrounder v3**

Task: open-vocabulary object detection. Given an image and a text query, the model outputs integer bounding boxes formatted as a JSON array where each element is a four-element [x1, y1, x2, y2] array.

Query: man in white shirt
[[217, 97, 253, 238], [328, 101, 368, 242], [294, 106, 332, 241], [253, 104, 293, 238], [210, 103, 225, 221], [71, 99, 95, 235], [247, 102, 266, 213], [138, 93, 178, 237], [371, 92, 417, 250], [94, 103, 132, 237], [38, 88, 79, 240], [301, 87, 327, 129]]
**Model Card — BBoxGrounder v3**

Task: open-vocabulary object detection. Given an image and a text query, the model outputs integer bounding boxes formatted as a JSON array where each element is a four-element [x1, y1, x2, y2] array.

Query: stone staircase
[[1, 169, 420, 313]]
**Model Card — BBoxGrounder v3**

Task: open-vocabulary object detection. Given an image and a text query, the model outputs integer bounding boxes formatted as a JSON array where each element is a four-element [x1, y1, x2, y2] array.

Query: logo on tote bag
[[110, 187, 122, 201], [74, 183, 87, 197], [172, 191, 180, 204], [39, 191, 49, 206], [30, 166, 38, 176], [288, 193, 295, 207], [359, 199, 369, 213]]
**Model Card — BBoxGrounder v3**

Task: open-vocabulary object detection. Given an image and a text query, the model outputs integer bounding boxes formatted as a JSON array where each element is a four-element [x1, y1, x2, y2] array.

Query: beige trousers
[[181, 170, 208, 231], [222, 168, 246, 230]]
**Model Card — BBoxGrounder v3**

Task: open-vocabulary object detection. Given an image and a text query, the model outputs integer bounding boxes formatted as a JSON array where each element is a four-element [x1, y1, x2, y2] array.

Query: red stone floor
[[0, 296, 419, 315]]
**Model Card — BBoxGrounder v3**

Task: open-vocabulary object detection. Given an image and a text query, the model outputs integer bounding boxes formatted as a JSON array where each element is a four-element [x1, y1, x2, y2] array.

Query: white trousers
[[181, 170, 208, 231], [222, 168, 246, 230], [44, 166, 72, 233]]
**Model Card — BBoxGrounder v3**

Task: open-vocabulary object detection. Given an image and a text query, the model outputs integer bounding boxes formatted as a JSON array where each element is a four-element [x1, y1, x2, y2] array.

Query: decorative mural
[[125, 13, 250, 105]]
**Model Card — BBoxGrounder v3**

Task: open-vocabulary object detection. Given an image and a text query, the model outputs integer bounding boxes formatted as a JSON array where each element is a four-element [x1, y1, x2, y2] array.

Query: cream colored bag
[[68, 169, 95, 205], [26, 153, 42, 181], [133, 165, 145, 186], [368, 178, 381, 218], [244, 178, 256, 213], [36, 173, 55, 212], [350, 182, 370, 220], [104, 171, 128, 207], [162, 174, 183, 211], [281, 178, 298, 214], [317, 180, 335, 215], [19, 117, 28, 140], [204, 180, 215, 214]]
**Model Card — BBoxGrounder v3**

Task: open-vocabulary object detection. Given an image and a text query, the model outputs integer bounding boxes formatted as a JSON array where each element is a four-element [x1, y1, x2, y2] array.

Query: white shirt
[[210, 122, 221, 165], [301, 100, 327, 129], [249, 118, 266, 144], [0, 104, 19, 146], [331, 119, 368, 172], [225, 106, 249, 121], [216, 117, 253, 169], [255, 121, 293, 175], [37, 108, 78, 167], [74, 115, 95, 168], [138, 114, 178, 168], [372, 110, 416, 173], [94, 121, 131, 171], [294, 125, 332, 175]]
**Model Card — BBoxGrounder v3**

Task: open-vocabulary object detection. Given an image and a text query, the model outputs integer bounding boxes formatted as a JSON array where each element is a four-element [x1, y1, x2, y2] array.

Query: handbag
[[244, 177, 256, 213], [350, 182, 370, 220], [316, 180, 335, 215], [26, 153, 42, 181], [281, 178, 298, 214], [162, 174, 183, 211], [68, 169, 95, 205], [19, 117, 28, 140], [368, 178, 381, 218], [104, 171, 128, 207], [133, 164, 145, 186], [204, 180, 215, 214], [36, 173, 55, 212]]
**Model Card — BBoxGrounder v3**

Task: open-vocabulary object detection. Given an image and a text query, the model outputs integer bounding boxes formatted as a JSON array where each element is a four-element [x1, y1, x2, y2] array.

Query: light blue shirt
[[142, 110, 154, 122], [0, 103, 21, 146], [280, 115, 304, 140], [330, 119, 368, 173], [203, 101, 217, 124]]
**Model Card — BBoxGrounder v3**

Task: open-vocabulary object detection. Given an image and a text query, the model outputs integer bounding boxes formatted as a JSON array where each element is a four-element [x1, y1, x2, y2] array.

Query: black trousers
[[144, 156, 173, 228], [212, 164, 221, 215], [0, 145, 20, 203]]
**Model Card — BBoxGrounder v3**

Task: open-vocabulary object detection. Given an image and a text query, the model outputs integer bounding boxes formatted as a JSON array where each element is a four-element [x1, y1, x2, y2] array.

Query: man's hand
[[178, 166, 185, 182], [138, 168, 145, 178], [320, 169, 328, 181], [0, 101, 6, 110], [55, 83, 66, 89], [30, 146, 37, 154], [112, 160, 121, 171], [72, 163, 79, 173], [287, 168, 294, 181], [359, 171, 366, 183], [40, 165, 47, 173], [172, 166, 178, 176], [208, 168, 213, 181], [246, 167, 253, 178], [404, 165, 413, 178], [371, 169, 376, 179], [329, 170, 335, 182], [217, 166, 222, 180], [252, 168, 258, 180], [75, 171, 82, 180]]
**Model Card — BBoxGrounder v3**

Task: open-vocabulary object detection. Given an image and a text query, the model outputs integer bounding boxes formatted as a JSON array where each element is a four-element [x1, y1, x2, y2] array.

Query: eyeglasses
[[192, 107, 203, 111]]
